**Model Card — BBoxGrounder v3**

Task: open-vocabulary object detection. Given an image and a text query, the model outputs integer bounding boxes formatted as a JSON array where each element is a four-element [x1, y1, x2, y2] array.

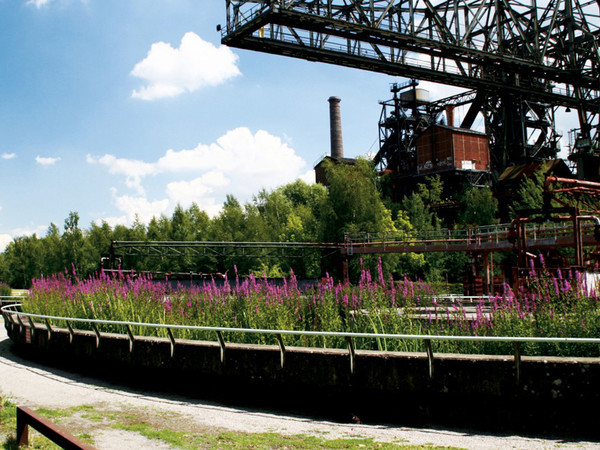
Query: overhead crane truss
[[222, 0, 600, 169]]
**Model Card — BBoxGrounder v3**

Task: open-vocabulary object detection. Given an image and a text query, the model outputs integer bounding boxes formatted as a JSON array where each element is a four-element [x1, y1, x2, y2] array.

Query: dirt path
[[1, 323, 598, 449]]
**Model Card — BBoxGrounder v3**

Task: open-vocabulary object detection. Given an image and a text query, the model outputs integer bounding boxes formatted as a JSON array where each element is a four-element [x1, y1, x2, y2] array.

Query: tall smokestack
[[328, 96, 344, 159]]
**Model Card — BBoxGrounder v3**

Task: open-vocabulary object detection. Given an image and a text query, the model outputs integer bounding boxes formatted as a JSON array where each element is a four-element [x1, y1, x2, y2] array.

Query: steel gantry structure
[[222, 0, 600, 178]]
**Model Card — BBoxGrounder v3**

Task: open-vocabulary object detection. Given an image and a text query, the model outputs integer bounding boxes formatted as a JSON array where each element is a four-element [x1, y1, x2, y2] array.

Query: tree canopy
[[0, 162, 504, 288]]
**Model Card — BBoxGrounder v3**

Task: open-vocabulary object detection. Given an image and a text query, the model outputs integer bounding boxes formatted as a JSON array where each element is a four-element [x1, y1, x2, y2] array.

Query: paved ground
[[1, 322, 599, 449]]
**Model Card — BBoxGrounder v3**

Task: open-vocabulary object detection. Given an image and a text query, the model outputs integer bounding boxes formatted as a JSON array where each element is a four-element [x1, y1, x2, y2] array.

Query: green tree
[[321, 159, 396, 241], [509, 170, 545, 217], [62, 211, 97, 276], [320, 159, 399, 279], [458, 186, 498, 226], [2, 235, 44, 288], [42, 223, 63, 275], [401, 176, 443, 231], [87, 221, 113, 272]]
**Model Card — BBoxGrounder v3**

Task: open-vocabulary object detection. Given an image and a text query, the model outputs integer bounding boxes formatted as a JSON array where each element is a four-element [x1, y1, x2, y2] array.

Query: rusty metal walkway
[[342, 222, 599, 255]]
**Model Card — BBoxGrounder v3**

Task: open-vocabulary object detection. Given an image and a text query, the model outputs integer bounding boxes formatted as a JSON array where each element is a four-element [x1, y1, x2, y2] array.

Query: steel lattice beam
[[111, 241, 341, 260], [222, 0, 600, 162], [223, 0, 599, 108]]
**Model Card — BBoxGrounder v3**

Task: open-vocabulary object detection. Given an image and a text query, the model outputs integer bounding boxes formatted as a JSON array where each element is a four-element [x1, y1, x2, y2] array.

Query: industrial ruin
[[219, 0, 600, 291]]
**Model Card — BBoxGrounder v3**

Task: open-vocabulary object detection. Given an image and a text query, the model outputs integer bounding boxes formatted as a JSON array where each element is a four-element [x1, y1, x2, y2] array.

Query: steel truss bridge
[[222, 0, 600, 176], [110, 241, 341, 260], [111, 222, 599, 261]]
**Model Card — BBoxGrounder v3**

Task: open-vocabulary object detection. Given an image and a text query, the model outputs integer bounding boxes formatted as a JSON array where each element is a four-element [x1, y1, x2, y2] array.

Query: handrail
[[344, 222, 597, 245], [0, 296, 24, 306], [4, 303, 600, 346], [4, 303, 599, 382], [17, 406, 96, 449]]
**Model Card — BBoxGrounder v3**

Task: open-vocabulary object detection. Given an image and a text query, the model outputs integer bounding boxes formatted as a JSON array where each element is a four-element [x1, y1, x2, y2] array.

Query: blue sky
[[0, 0, 576, 250]]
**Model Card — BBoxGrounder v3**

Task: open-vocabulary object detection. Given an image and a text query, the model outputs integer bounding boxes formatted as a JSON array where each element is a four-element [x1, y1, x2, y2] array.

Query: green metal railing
[[3, 303, 600, 383]]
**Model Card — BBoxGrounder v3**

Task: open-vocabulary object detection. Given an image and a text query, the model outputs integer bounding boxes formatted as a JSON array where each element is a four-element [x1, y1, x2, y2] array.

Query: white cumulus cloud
[[113, 195, 170, 224], [35, 156, 61, 166], [131, 32, 241, 100], [89, 127, 309, 224], [165, 171, 229, 217], [2, 153, 16, 160], [87, 154, 156, 195]]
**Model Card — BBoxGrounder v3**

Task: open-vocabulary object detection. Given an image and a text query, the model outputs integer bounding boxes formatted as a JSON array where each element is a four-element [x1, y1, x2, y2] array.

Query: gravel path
[[1, 323, 598, 449]]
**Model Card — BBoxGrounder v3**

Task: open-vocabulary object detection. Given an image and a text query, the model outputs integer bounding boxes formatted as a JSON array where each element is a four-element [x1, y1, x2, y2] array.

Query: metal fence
[[3, 303, 600, 382], [0, 296, 24, 306]]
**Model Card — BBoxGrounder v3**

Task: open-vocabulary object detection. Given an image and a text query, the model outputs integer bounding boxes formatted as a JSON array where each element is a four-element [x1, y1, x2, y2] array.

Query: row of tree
[[1, 159, 538, 289]]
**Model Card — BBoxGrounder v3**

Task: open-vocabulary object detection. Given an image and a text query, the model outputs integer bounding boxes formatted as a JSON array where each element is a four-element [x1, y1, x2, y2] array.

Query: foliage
[[22, 258, 600, 357], [0, 179, 329, 288], [320, 159, 396, 242], [509, 169, 546, 218], [0, 164, 561, 289], [319, 159, 422, 280], [0, 281, 11, 296], [458, 186, 498, 226], [401, 176, 442, 231]]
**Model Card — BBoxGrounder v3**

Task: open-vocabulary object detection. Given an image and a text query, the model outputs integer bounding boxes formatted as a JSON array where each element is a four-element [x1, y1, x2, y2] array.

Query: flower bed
[[22, 260, 600, 357]]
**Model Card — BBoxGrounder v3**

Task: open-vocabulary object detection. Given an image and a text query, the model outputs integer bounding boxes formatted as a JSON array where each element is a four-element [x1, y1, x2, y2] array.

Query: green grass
[[112, 422, 458, 449], [0, 397, 462, 449]]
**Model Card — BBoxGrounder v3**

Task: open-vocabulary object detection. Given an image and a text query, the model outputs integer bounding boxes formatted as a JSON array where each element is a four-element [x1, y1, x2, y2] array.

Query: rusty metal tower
[[221, 0, 600, 180]]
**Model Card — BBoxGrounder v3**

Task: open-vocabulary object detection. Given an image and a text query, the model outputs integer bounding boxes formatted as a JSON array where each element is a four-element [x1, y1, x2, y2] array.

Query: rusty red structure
[[341, 176, 600, 292], [416, 125, 489, 175], [509, 177, 600, 290]]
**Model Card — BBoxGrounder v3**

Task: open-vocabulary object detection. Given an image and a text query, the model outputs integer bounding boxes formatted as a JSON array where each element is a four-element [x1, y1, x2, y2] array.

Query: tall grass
[[22, 259, 600, 357]]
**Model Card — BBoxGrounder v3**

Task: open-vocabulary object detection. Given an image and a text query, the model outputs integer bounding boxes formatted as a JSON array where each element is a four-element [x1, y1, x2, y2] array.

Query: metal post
[[342, 257, 349, 284], [425, 339, 434, 379], [27, 317, 35, 338], [483, 251, 490, 295], [514, 341, 521, 385], [45, 319, 53, 341], [91, 323, 101, 349], [167, 328, 176, 357], [216, 330, 226, 364], [66, 321, 74, 344], [574, 215, 584, 267], [276, 333, 286, 369], [125, 325, 135, 353], [346, 336, 355, 374], [16, 407, 29, 447]]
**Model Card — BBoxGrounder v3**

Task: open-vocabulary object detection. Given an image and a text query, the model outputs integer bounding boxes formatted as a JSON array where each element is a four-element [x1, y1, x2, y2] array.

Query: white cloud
[[0, 234, 12, 252], [131, 32, 241, 100], [2, 153, 16, 160], [113, 195, 170, 224], [89, 127, 309, 224], [0, 224, 48, 251], [299, 169, 315, 185], [87, 154, 156, 195], [26, 0, 51, 7], [165, 171, 229, 216], [35, 156, 60, 166]]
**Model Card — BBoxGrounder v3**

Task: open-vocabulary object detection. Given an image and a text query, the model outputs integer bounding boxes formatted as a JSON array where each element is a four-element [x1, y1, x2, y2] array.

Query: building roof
[[313, 155, 357, 169]]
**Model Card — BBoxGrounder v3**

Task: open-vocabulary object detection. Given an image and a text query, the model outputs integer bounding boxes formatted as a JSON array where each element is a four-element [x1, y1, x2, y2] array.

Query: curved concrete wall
[[5, 320, 600, 438]]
